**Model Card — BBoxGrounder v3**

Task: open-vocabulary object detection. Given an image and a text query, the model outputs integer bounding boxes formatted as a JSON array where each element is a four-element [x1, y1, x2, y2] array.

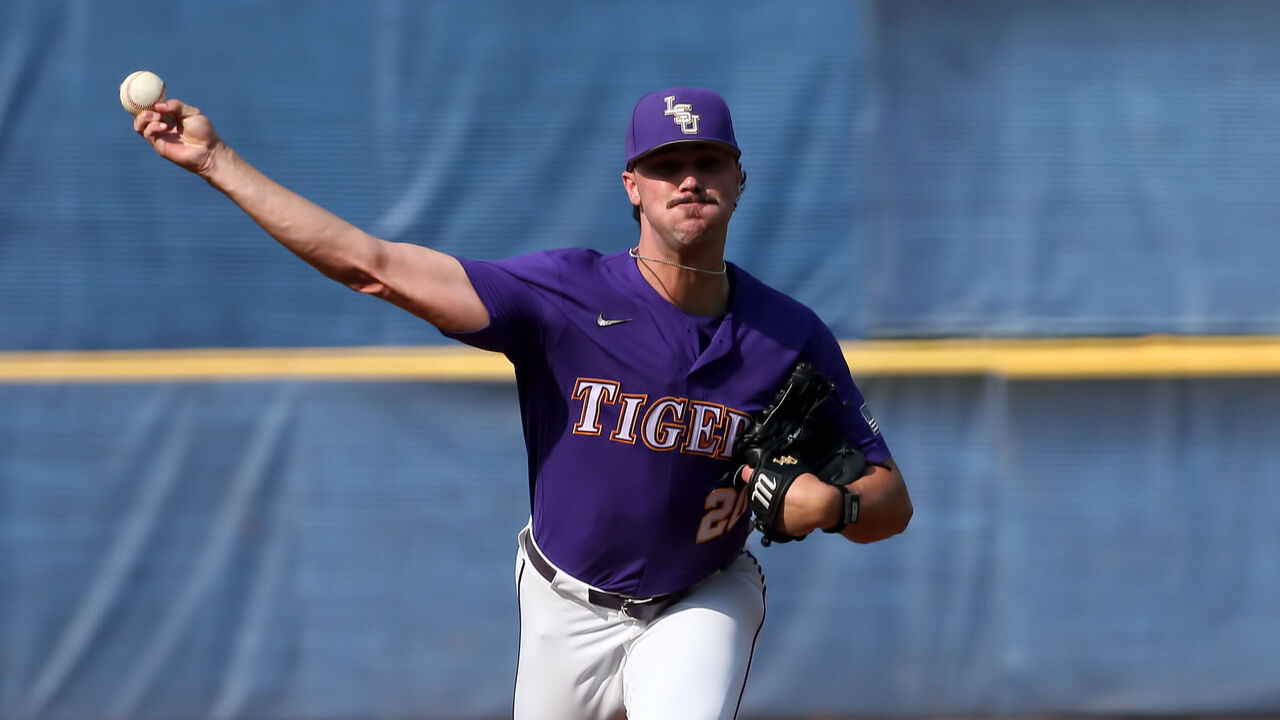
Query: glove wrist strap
[[823, 484, 860, 534]]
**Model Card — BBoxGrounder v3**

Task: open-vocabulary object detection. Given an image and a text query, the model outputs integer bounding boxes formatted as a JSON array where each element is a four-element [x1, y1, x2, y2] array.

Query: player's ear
[[622, 170, 640, 208]]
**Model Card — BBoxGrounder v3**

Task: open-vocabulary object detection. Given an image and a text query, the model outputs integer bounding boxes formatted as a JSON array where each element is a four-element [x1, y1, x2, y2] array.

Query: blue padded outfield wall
[[3, 1, 1280, 719]]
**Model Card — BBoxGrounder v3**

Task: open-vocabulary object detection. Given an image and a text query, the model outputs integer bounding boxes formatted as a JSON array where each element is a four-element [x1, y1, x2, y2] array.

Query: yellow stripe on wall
[[0, 346, 515, 383], [839, 335, 1280, 379], [3, 336, 1280, 384]]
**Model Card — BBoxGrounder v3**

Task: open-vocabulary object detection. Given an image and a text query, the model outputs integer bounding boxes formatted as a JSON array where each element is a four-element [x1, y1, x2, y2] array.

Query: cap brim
[[626, 139, 741, 170]]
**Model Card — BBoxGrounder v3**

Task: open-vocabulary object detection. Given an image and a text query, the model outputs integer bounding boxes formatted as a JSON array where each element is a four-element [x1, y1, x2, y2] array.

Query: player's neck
[[631, 236, 730, 316]]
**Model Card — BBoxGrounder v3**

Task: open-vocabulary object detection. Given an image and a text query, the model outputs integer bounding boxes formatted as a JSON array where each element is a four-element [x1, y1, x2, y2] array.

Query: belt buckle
[[621, 596, 653, 611], [620, 594, 663, 621]]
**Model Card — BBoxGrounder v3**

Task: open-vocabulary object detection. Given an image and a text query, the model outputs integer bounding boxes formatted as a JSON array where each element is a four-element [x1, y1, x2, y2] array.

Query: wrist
[[822, 483, 860, 534], [801, 478, 844, 535], [199, 142, 233, 184]]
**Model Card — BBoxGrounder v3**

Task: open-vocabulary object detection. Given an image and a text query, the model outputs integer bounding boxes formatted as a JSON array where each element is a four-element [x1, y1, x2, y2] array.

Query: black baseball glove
[[732, 362, 869, 546]]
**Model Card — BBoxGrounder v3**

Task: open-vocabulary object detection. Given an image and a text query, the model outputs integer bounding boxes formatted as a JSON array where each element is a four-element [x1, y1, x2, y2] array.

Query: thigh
[[512, 536, 633, 720], [622, 553, 767, 720]]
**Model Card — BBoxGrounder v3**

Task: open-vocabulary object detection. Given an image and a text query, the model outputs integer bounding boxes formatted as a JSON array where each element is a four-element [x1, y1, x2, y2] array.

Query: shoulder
[[524, 246, 607, 268], [730, 263, 846, 376], [465, 247, 612, 286], [730, 263, 825, 331]]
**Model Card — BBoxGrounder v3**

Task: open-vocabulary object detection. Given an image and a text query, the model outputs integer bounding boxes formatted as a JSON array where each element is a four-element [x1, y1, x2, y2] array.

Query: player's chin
[[672, 214, 716, 236]]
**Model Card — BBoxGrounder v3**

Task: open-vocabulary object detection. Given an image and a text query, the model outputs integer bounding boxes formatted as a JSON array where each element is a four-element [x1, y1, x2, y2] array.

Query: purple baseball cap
[[625, 87, 740, 169]]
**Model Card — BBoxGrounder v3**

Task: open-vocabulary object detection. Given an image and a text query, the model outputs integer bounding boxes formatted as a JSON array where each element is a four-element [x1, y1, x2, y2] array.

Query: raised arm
[[133, 99, 488, 334]]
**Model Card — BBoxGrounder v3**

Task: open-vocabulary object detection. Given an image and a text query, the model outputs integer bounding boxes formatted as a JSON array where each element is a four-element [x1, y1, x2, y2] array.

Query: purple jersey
[[445, 248, 890, 596]]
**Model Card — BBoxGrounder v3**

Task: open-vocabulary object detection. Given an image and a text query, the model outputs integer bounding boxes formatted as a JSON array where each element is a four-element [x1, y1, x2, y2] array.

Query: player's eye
[[696, 150, 736, 173], [696, 156, 728, 173], [653, 160, 683, 176]]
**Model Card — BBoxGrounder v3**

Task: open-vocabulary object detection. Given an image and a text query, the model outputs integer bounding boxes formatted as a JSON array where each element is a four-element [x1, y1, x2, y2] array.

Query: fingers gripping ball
[[119, 70, 166, 115]]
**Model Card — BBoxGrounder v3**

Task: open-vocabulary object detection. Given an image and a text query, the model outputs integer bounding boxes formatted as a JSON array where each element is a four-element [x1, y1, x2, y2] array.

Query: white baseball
[[119, 70, 166, 115]]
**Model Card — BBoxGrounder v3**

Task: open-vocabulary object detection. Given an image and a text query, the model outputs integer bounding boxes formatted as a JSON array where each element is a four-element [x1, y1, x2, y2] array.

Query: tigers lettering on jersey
[[571, 377, 752, 459]]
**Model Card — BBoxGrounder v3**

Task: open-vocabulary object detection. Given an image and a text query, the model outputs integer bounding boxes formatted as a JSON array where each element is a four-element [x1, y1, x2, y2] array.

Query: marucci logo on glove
[[749, 471, 779, 510]]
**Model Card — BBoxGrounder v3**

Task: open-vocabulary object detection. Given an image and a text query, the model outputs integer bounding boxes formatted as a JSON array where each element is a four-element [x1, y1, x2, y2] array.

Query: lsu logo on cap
[[664, 96, 700, 135]]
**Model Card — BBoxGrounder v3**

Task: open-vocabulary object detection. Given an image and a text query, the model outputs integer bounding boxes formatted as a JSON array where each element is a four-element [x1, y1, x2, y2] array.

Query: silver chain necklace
[[628, 246, 727, 276]]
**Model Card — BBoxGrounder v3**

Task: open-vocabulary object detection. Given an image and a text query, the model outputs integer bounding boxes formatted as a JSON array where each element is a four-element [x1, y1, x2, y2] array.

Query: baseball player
[[132, 86, 912, 720]]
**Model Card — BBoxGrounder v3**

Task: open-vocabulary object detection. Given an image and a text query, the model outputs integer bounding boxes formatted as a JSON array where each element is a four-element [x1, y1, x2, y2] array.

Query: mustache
[[667, 194, 718, 209]]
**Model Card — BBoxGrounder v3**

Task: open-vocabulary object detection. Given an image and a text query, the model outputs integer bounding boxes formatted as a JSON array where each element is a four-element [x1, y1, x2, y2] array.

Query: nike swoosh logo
[[596, 313, 633, 327]]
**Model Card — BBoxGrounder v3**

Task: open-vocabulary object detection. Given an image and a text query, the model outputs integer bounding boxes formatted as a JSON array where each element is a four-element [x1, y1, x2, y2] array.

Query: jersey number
[[696, 487, 751, 543]]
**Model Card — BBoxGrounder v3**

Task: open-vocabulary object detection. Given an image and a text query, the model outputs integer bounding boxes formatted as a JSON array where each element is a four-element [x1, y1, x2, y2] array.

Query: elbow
[[888, 499, 913, 537], [875, 465, 913, 539], [329, 235, 394, 295], [883, 491, 914, 538], [309, 261, 384, 295], [849, 493, 912, 544], [349, 277, 391, 297]]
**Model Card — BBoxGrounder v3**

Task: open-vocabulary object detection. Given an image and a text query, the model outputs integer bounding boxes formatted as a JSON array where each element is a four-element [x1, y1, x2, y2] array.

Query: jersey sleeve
[[440, 253, 563, 358], [804, 321, 892, 464]]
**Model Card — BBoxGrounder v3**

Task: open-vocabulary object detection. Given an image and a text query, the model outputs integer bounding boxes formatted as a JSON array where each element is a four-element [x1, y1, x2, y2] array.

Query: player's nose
[[676, 173, 704, 192]]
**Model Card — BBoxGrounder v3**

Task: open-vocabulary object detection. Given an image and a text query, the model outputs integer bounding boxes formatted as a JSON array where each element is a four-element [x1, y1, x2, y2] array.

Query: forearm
[[201, 144, 384, 290], [839, 459, 912, 543], [775, 459, 911, 543]]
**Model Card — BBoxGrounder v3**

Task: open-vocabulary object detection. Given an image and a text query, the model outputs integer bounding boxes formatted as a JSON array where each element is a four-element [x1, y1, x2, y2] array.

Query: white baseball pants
[[512, 524, 766, 720]]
